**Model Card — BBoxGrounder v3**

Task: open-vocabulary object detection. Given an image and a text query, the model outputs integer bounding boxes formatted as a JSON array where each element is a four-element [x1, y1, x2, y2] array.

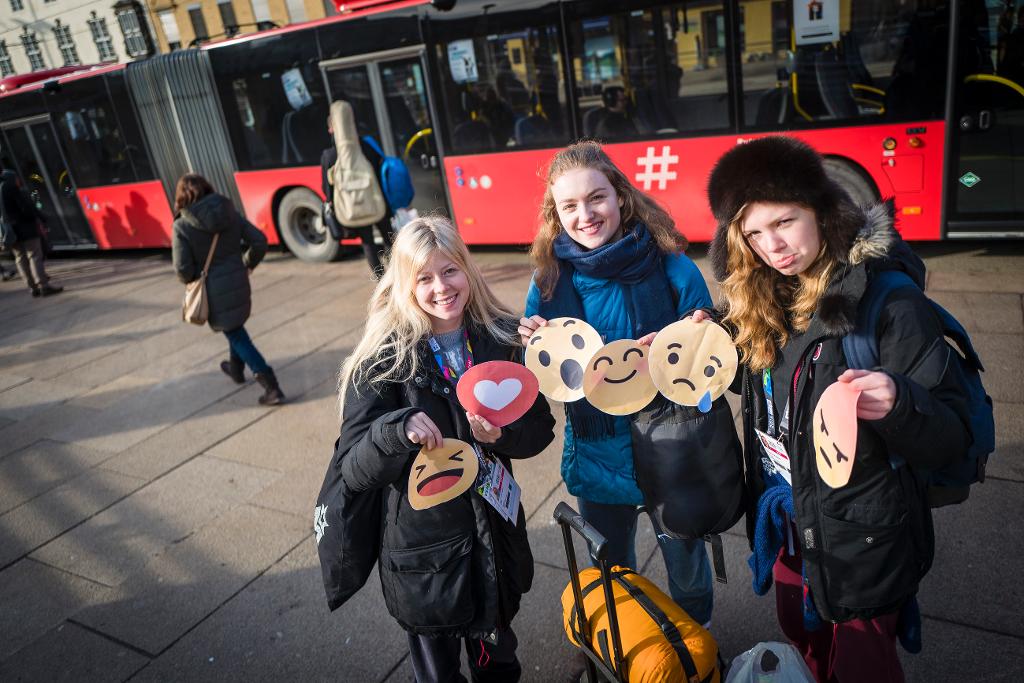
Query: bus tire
[[823, 157, 879, 208], [276, 187, 341, 262]]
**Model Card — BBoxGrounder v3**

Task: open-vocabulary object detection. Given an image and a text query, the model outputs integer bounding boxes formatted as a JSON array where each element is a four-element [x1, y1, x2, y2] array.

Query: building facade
[[0, 0, 156, 77]]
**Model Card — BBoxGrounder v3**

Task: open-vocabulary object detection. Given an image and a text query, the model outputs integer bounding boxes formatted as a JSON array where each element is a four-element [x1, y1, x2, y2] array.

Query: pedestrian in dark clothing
[[336, 216, 554, 682], [171, 173, 284, 405], [698, 136, 972, 681], [321, 119, 395, 279], [0, 169, 63, 297]]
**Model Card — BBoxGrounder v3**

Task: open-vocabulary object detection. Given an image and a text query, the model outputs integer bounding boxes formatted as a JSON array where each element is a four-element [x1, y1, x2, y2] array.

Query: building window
[[218, 0, 239, 37], [10, 0, 24, 10], [20, 29, 46, 71], [322, 0, 338, 17], [0, 41, 14, 77], [251, 0, 274, 29], [116, 4, 151, 57], [54, 20, 81, 66], [89, 12, 118, 62], [159, 11, 182, 50], [285, 0, 306, 23], [189, 4, 209, 43]]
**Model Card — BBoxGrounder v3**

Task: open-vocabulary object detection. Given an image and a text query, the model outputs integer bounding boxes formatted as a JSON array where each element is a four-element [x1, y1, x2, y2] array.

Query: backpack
[[328, 101, 387, 227], [842, 269, 995, 507], [362, 135, 415, 210]]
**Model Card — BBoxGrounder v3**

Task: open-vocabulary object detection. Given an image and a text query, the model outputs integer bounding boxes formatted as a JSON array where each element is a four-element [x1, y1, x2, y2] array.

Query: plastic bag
[[725, 642, 815, 683]]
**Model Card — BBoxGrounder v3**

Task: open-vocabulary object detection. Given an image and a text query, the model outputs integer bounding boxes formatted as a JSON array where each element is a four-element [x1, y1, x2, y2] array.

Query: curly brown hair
[[530, 140, 688, 300], [174, 173, 215, 213]]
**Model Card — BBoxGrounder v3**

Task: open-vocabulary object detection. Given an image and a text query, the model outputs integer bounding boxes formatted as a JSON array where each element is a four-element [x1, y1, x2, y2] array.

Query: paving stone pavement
[[0, 243, 1021, 682]]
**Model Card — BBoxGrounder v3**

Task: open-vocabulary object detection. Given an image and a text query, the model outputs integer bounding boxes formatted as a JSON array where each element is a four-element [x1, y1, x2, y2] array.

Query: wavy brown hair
[[720, 204, 836, 372], [530, 140, 688, 300], [174, 173, 215, 213]]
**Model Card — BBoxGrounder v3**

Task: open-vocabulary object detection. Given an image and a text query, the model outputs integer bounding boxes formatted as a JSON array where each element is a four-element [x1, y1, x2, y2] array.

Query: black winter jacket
[[0, 170, 43, 242], [172, 193, 267, 333], [336, 321, 555, 638], [739, 206, 971, 623]]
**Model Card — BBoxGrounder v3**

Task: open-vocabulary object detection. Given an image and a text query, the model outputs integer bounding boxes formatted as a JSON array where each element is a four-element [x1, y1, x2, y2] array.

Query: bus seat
[[582, 107, 605, 137], [815, 51, 858, 119], [452, 119, 495, 153], [514, 114, 552, 146]]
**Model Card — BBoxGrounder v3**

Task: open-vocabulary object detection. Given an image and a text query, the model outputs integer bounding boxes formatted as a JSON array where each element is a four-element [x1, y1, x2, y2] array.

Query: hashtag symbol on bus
[[635, 145, 679, 191]]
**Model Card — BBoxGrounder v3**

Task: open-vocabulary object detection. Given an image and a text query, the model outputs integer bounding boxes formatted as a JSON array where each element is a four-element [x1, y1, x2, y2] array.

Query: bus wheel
[[276, 187, 341, 262], [823, 158, 879, 207]]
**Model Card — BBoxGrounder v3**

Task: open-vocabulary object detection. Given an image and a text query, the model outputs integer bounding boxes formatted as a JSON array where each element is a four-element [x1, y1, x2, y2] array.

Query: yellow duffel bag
[[561, 566, 720, 683]]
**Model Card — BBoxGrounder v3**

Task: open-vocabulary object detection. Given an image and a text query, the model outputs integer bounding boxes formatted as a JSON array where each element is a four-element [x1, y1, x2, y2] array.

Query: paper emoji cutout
[[813, 381, 861, 488], [582, 339, 658, 415], [648, 319, 738, 413], [524, 317, 604, 402], [408, 439, 478, 510], [456, 361, 539, 427]]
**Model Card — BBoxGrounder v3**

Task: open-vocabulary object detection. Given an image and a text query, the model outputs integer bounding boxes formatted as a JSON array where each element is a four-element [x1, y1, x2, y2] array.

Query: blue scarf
[[537, 222, 677, 440]]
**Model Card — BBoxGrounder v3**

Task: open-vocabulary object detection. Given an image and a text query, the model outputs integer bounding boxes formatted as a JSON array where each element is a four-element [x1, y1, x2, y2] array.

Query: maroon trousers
[[773, 548, 904, 683]]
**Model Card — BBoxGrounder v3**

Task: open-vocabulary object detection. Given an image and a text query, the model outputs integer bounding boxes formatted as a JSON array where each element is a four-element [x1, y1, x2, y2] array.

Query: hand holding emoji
[[467, 412, 502, 443], [405, 411, 444, 450], [519, 315, 547, 347], [837, 369, 896, 420]]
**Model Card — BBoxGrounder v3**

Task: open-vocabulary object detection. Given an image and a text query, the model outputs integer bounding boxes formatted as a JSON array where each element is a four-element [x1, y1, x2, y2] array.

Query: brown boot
[[254, 368, 285, 406], [220, 357, 245, 384]]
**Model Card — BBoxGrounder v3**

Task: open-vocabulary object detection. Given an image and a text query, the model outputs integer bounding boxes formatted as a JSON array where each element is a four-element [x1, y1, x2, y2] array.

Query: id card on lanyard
[[757, 368, 792, 485], [428, 330, 474, 382]]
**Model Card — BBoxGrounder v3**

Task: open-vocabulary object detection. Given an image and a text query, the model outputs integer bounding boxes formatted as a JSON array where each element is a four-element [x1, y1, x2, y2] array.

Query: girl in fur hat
[[519, 140, 717, 636], [698, 136, 971, 681]]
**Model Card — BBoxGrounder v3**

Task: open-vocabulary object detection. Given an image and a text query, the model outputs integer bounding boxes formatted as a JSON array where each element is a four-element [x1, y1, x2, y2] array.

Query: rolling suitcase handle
[[554, 502, 628, 683]]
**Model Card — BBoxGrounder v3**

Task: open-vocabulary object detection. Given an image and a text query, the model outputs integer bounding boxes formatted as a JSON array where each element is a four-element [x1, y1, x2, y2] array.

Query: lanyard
[[428, 329, 474, 382], [762, 368, 792, 440]]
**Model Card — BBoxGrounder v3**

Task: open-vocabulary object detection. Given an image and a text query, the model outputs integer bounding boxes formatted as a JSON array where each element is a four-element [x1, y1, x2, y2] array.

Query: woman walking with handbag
[[172, 173, 284, 405]]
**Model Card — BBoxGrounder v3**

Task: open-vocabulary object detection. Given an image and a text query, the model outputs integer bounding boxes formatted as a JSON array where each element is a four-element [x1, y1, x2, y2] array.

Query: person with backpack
[[320, 101, 396, 278], [171, 173, 284, 406], [0, 168, 63, 297], [519, 141, 719, 647], [696, 136, 974, 681], [334, 216, 554, 682]]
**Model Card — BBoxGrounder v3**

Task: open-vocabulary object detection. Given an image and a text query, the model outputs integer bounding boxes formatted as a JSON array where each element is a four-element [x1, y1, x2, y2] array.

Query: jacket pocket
[[820, 512, 918, 611], [382, 534, 475, 629]]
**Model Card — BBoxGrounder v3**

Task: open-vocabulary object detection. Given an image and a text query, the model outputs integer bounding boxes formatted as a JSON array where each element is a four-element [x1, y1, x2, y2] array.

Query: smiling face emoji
[[582, 339, 658, 415], [407, 438, 478, 510], [525, 317, 604, 402], [649, 319, 738, 412]]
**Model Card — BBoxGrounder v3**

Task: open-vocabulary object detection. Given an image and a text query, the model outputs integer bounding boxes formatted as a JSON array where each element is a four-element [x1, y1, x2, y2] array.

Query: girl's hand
[[636, 332, 657, 346], [467, 412, 502, 444], [837, 369, 897, 420], [518, 315, 548, 346], [688, 309, 712, 324], [404, 411, 444, 450]]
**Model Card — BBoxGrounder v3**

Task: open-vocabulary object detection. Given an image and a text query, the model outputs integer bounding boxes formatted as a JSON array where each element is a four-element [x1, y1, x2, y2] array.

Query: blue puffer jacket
[[525, 253, 712, 504]]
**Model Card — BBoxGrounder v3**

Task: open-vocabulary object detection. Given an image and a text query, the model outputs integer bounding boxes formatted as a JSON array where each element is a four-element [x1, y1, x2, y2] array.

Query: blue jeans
[[577, 497, 714, 625], [224, 326, 270, 375]]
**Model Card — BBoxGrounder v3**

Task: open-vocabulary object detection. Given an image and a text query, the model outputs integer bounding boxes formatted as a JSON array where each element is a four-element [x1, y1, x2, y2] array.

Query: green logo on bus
[[959, 172, 981, 188]]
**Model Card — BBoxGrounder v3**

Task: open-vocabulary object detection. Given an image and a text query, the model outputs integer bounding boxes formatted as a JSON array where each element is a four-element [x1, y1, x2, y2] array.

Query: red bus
[[1, 0, 1021, 261]]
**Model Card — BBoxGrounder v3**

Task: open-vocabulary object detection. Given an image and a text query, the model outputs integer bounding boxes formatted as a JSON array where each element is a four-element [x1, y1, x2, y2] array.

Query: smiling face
[[414, 251, 470, 333], [524, 317, 604, 402], [407, 438, 479, 510], [648, 319, 738, 412], [582, 339, 658, 415], [550, 167, 623, 250], [740, 202, 822, 276]]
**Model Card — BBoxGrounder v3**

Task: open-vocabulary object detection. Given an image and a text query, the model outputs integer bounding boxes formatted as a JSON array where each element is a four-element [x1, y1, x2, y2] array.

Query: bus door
[[320, 47, 448, 219], [0, 117, 95, 248]]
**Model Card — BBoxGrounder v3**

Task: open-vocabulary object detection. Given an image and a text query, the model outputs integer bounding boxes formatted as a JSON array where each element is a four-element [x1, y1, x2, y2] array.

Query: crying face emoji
[[407, 439, 478, 510], [525, 317, 604, 402], [582, 339, 658, 415], [649, 319, 738, 412]]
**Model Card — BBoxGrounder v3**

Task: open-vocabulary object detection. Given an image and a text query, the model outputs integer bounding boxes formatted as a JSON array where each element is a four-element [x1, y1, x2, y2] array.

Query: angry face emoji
[[649, 319, 738, 412], [812, 381, 860, 489], [524, 317, 604, 402], [407, 439, 479, 510], [582, 339, 658, 415]]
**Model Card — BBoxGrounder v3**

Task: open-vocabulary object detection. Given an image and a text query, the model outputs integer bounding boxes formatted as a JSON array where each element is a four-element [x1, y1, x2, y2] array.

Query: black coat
[[0, 170, 43, 242], [172, 193, 267, 333], [336, 321, 555, 638], [739, 207, 971, 623]]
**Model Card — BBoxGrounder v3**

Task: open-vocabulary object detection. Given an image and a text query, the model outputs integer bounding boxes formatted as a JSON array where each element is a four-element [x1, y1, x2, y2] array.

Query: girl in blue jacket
[[519, 140, 715, 626]]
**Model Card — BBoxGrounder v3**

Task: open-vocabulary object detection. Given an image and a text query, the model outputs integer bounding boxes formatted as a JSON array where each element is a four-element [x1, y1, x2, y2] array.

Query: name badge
[[474, 446, 522, 523], [755, 429, 792, 485]]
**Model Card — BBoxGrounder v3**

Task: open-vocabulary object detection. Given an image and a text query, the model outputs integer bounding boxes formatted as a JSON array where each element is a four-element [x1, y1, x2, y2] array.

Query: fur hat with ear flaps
[[706, 136, 867, 282]]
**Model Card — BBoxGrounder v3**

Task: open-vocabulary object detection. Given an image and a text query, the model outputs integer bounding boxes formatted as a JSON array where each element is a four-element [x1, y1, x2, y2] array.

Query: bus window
[[742, 0, 949, 128], [434, 22, 569, 154], [566, 3, 732, 142], [104, 71, 156, 182]]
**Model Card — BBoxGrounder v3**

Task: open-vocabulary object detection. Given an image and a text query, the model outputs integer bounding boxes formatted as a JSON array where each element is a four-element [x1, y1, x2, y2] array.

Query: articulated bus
[[1, 0, 1021, 261]]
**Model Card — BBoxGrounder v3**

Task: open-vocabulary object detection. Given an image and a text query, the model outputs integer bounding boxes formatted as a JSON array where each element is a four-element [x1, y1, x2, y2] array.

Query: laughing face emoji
[[407, 438, 478, 510], [524, 317, 604, 402], [649, 319, 738, 412], [582, 339, 658, 415]]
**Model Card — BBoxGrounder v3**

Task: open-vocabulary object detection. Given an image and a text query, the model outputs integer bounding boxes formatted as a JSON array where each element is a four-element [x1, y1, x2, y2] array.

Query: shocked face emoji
[[525, 317, 604, 402], [407, 438, 478, 510], [583, 339, 658, 415], [649, 319, 738, 412]]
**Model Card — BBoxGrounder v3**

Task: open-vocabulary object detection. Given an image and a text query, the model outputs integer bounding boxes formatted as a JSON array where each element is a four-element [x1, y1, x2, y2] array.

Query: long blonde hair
[[338, 216, 517, 404], [531, 140, 688, 300], [720, 204, 836, 372]]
